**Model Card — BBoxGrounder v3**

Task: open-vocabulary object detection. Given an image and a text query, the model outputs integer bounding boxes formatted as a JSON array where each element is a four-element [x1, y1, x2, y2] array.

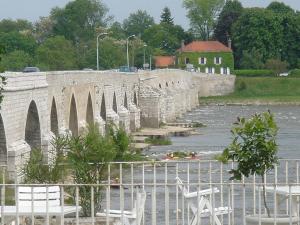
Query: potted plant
[[219, 111, 298, 225]]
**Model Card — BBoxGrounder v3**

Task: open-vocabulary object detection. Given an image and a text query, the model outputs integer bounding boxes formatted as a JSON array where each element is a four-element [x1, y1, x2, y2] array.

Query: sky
[[0, 0, 300, 29]]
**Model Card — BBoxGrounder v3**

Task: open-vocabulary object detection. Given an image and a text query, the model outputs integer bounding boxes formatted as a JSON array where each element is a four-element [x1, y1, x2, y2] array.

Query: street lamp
[[96, 32, 108, 70], [143, 44, 147, 69], [126, 34, 135, 69]]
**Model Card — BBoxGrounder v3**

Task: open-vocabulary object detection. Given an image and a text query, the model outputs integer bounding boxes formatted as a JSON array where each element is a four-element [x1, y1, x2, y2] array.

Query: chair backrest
[[135, 190, 146, 225], [175, 177, 189, 196], [17, 186, 61, 207]]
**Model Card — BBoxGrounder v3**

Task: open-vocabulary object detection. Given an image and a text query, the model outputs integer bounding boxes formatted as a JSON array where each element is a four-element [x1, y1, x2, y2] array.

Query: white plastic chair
[[176, 177, 231, 225]]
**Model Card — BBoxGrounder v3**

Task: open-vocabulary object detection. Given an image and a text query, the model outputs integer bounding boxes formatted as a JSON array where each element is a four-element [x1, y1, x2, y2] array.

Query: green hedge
[[233, 69, 275, 77], [289, 69, 300, 77]]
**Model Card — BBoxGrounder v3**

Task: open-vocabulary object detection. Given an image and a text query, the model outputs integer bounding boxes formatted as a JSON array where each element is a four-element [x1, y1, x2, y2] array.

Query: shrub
[[233, 69, 275, 77], [289, 69, 300, 77], [265, 58, 289, 75]]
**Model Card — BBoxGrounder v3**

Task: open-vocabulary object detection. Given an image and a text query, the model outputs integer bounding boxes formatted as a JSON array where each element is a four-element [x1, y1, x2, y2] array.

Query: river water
[[150, 105, 300, 159]]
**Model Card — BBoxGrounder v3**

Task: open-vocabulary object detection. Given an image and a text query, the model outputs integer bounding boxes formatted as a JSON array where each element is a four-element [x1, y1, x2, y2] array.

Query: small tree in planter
[[219, 111, 278, 218]]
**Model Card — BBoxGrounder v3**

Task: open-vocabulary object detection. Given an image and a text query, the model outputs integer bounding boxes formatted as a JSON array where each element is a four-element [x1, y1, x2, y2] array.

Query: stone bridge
[[0, 69, 235, 177]]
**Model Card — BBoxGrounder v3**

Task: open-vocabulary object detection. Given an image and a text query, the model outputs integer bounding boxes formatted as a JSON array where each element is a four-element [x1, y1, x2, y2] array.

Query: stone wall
[[0, 69, 235, 178]]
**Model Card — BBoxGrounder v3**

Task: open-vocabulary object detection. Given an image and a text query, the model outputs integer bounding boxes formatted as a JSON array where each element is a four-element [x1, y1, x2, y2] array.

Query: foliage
[[0, 31, 37, 56], [219, 111, 278, 217], [22, 136, 67, 184], [33, 17, 54, 43], [0, 50, 33, 71], [0, 19, 33, 33], [36, 36, 77, 70], [50, 0, 111, 43], [160, 7, 174, 25], [289, 69, 300, 77], [233, 70, 275, 77], [177, 51, 234, 73], [239, 48, 264, 70], [109, 22, 126, 40], [68, 125, 116, 216], [123, 10, 155, 38], [183, 0, 225, 40], [266, 2, 295, 15], [214, 0, 243, 46], [265, 59, 289, 75], [145, 137, 172, 146], [0, 45, 6, 108], [232, 8, 283, 68]]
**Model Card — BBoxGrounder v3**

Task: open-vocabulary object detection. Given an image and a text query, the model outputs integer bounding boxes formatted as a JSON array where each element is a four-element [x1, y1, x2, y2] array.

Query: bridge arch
[[50, 97, 59, 136], [113, 92, 118, 113], [69, 94, 78, 137], [86, 93, 94, 126], [0, 114, 7, 165], [25, 100, 41, 150], [100, 93, 106, 121], [124, 92, 128, 109]]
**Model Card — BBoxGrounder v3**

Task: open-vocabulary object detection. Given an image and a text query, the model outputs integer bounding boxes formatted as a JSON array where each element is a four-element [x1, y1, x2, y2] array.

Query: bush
[[265, 58, 289, 75], [289, 69, 300, 77], [233, 69, 275, 77]]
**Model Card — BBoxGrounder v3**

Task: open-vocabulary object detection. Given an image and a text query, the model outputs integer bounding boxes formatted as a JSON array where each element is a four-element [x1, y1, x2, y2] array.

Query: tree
[[183, 0, 225, 40], [267, 2, 295, 15], [36, 36, 77, 70], [265, 58, 289, 75], [240, 48, 264, 69], [0, 32, 37, 56], [219, 111, 278, 217], [232, 8, 283, 67], [0, 50, 33, 71], [160, 7, 174, 25], [0, 19, 33, 33], [123, 10, 155, 38], [214, 0, 243, 46], [0, 45, 6, 108], [109, 22, 126, 40], [51, 0, 111, 43], [68, 125, 116, 216], [34, 17, 54, 43]]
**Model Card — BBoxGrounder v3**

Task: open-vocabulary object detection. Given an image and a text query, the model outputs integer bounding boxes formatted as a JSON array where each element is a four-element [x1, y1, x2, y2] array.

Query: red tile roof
[[179, 41, 232, 53], [155, 56, 175, 68]]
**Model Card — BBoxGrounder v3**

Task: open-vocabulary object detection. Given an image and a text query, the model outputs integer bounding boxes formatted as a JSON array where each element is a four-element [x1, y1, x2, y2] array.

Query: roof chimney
[[181, 40, 185, 52], [228, 38, 232, 49]]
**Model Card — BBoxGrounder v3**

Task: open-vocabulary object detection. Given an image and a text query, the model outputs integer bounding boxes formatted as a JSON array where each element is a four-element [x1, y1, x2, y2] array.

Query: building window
[[206, 67, 215, 74], [221, 67, 230, 75], [185, 57, 190, 64], [214, 57, 222, 65], [198, 57, 206, 65]]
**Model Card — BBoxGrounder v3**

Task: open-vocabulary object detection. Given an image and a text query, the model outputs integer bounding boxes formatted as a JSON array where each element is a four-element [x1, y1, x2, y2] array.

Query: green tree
[[267, 1, 295, 15], [36, 36, 77, 70], [68, 125, 116, 216], [160, 7, 174, 25], [51, 0, 111, 43], [214, 0, 243, 46], [183, 0, 225, 40], [123, 10, 155, 37], [219, 111, 278, 217], [0, 19, 33, 33], [109, 22, 126, 40], [0, 32, 37, 56], [0, 50, 33, 71], [232, 8, 283, 67], [33, 17, 54, 43], [0, 45, 6, 107], [240, 48, 264, 69]]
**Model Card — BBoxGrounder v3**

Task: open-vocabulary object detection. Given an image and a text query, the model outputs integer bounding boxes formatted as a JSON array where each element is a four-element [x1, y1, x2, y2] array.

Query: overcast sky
[[0, 0, 299, 29]]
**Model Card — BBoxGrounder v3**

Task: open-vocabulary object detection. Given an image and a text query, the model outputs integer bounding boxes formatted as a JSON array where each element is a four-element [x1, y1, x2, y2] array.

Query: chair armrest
[[184, 187, 219, 198]]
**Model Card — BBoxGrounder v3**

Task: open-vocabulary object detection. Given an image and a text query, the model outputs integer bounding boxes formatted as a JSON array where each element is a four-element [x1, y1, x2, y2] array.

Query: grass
[[200, 77, 300, 105], [145, 137, 172, 146]]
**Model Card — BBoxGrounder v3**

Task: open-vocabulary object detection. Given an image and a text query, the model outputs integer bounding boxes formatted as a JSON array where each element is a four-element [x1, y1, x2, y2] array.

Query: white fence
[[0, 159, 300, 225]]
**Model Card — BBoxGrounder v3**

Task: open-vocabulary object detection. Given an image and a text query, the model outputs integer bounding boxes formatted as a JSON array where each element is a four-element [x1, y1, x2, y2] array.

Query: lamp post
[[143, 44, 147, 69], [96, 32, 108, 70], [126, 34, 135, 69]]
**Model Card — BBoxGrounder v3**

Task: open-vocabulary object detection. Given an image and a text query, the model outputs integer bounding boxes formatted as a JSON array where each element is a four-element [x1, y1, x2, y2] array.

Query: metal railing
[[0, 159, 299, 225]]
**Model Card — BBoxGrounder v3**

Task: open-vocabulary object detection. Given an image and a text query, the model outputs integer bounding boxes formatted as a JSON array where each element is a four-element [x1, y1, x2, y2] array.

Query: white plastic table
[[263, 186, 300, 216]]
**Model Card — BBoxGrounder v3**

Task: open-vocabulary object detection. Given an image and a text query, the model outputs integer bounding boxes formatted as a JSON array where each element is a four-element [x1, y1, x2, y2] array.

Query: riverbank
[[199, 77, 300, 105]]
